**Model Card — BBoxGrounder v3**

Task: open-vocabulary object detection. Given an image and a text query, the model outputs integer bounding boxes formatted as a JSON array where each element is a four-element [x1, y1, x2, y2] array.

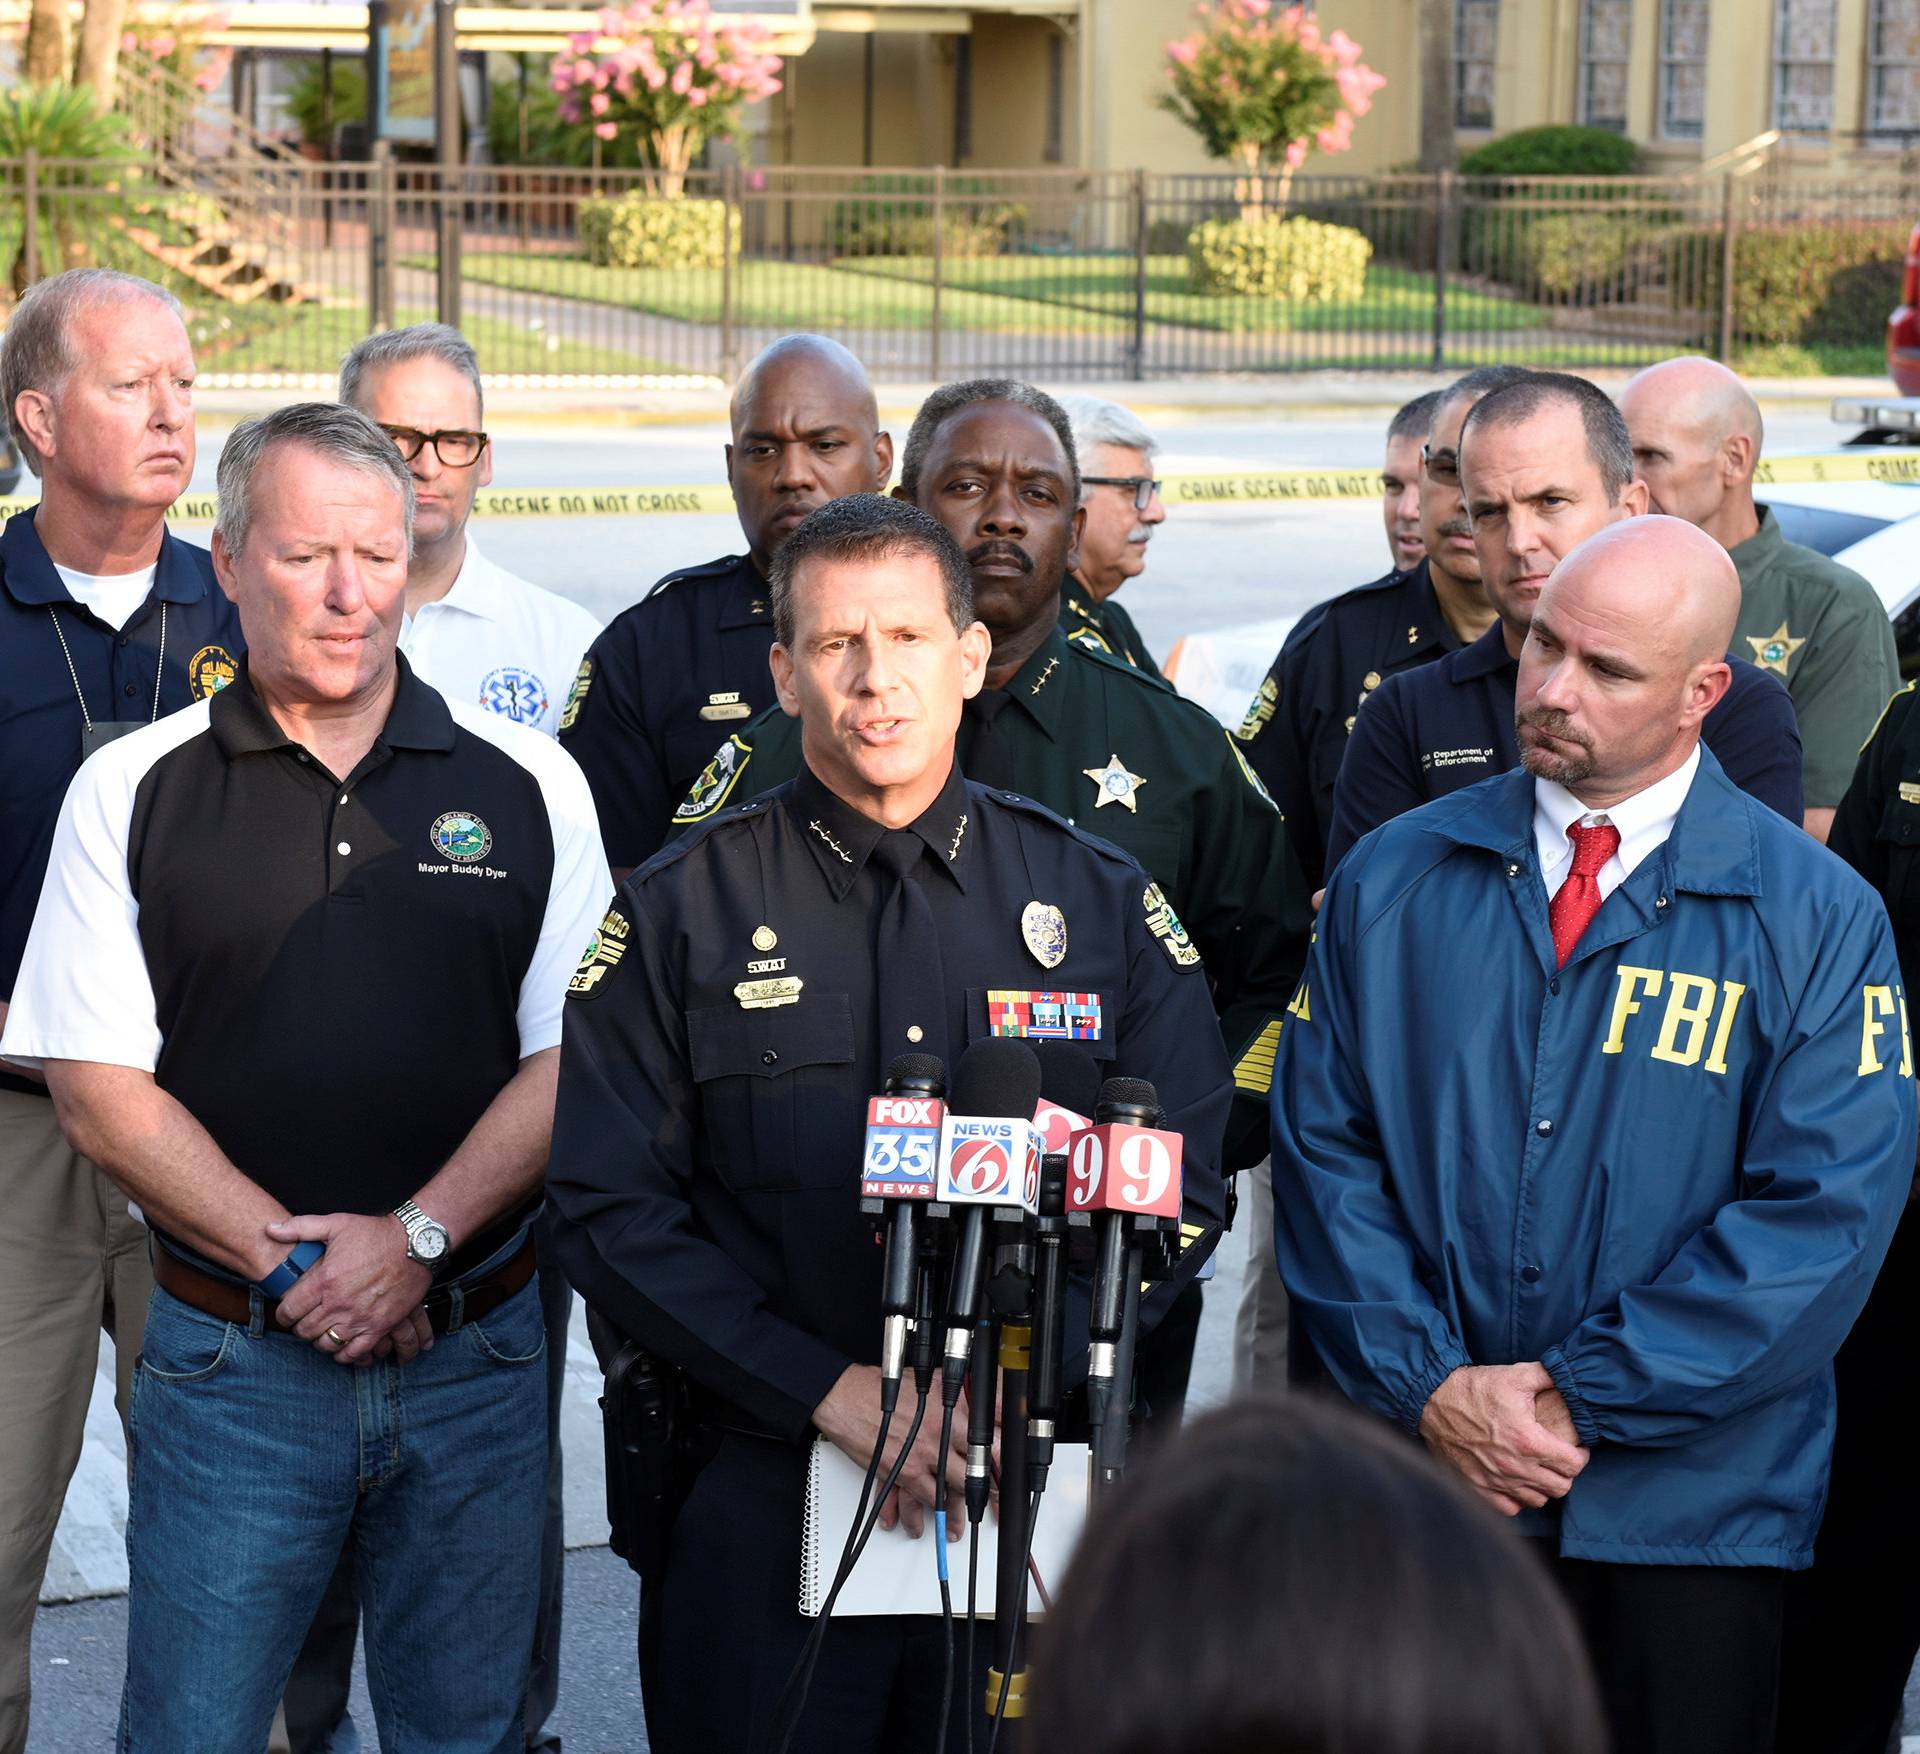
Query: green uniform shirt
[[1731, 507, 1899, 808], [1060, 585, 1162, 678], [668, 627, 1308, 1168]]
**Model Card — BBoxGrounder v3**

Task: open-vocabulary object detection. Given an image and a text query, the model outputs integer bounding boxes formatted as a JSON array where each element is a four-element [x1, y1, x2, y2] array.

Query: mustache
[[1438, 517, 1474, 540], [966, 540, 1034, 573], [1517, 704, 1592, 750]]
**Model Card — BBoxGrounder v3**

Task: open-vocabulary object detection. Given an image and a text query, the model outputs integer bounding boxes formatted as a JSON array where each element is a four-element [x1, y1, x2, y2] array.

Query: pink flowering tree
[[1160, 0, 1386, 218], [551, 0, 782, 197], [121, 7, 234, 94]]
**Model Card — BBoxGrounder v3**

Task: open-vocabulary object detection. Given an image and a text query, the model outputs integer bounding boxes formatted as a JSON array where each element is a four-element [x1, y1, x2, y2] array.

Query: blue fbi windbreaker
[[1272, 749, 1915, 1568]]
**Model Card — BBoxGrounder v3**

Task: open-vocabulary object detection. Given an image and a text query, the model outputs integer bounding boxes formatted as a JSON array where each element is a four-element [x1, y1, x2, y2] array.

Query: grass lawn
[[838, 253, 1556, 335], [187, 302, 681, 376], [412, 253, 1129, 335]]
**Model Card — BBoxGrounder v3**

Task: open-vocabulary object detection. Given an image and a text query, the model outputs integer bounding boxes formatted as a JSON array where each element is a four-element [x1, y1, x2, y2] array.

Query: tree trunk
[[1418, 0, 1457, 173], [22, 0, 73, 83], [74, 0, 131, 105]]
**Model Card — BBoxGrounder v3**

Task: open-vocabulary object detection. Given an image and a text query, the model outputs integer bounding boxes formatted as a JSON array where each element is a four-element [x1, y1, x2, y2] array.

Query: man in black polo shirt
[[0, 403, 605, 1753], [1326, 374, 1802, 871], [0, 266, 244, 1751], [561, 332, 893, 877]]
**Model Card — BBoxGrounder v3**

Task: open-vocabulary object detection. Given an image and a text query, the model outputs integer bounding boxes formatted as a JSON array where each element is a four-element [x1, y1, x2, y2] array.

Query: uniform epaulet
[[631, 790, 779, 882], [979, 785, 1153, 875], [1068, 638, 1220, 722], [1860, 677, 1918, 754], [642, 554, 749, 602]]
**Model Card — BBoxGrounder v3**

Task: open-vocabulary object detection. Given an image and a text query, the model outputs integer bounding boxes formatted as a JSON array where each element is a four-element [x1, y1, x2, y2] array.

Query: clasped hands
[[263, 1212, 435, 1367], [1420, 1362, 1591, 1517]]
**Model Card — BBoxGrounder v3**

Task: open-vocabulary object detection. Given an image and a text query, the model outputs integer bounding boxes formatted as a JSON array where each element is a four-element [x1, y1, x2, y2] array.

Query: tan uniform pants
[[1233, 1163, 1291, 1395], [0, 1085, 151, 1754]]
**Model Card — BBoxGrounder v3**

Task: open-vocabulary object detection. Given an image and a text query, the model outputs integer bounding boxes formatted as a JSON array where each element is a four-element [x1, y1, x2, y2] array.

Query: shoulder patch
[[558, 656, 592, 732], [1234, 674, 1278, 744], [568, 906, 630, 1000], [675, 734, 754, 821], [1143, 882, 1202, 969]]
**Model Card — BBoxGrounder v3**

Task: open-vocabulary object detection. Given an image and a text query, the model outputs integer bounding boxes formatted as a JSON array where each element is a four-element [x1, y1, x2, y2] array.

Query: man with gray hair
[[1056, 392, 1165, 673], [1619, 355, 1898, 841], [0, 266, 243, 1752], [0, 402, 606, 1752], [328, 318, 598, 1754]]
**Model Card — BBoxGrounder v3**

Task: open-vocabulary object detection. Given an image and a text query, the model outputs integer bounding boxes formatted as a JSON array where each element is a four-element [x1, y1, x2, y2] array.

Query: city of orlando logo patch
[[431, 811, 493, 863], [187, 644, 237, 701]]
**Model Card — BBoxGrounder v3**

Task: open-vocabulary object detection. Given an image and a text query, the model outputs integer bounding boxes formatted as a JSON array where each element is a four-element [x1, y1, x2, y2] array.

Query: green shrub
[[1672, 222, 1907, 346], [1460, 125, 1643, 178], [1517, 212, 1660, 298], [826, 174, 1026, 258], [1185, 214, 1371, 301], [577, 194, 739, 270], [285, 59, 366, 151]]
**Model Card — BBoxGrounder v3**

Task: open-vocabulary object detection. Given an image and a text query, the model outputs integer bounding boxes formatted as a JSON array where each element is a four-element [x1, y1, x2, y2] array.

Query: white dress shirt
[[1533, 744, 1700, 903], [398, 536, 602, 739]]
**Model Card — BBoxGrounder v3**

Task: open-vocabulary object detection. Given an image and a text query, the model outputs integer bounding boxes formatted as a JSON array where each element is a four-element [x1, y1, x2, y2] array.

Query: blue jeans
[[119, 1277, 548, 1754]]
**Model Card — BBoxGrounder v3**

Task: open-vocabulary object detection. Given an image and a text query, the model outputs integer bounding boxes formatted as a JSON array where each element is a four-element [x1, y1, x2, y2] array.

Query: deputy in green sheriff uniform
[[1621, 356, 1899, 842], [671, 383, 1308, 1426], [1054, 393, 1167, 677]]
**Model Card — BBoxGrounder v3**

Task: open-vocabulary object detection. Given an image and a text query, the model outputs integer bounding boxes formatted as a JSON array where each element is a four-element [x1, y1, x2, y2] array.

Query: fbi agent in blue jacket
[[544, 497, 1230, 1754], [1273, 518, 1914, 1754]]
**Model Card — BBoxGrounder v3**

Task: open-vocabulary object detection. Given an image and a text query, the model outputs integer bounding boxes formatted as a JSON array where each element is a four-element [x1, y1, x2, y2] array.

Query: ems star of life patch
[[987, 989, 1103, 1040]]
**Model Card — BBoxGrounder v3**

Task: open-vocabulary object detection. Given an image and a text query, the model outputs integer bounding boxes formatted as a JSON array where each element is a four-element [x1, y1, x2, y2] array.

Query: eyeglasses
[[379, 424, 489, 468], [1082, 475, 1163, 511], [1420, 444, 1460, 486]]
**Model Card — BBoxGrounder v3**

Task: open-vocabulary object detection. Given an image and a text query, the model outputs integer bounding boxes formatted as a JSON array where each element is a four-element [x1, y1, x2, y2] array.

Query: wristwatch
[[393, 1199, 451, 1266]]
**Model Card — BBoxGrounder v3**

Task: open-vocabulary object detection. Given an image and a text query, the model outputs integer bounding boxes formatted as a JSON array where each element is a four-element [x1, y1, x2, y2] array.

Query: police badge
[[1021, 900, 1067, 970]]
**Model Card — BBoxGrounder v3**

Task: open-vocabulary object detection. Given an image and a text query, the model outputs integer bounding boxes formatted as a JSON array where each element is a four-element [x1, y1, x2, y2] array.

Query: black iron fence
[[1, 151, 1909, 382]]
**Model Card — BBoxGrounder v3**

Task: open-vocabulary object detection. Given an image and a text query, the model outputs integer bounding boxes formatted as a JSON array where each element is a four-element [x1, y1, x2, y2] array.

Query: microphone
[[935, 1040, 1043, 1402], [859, 1054, 947, 1405], [1071, 1076, 1183, 1496]]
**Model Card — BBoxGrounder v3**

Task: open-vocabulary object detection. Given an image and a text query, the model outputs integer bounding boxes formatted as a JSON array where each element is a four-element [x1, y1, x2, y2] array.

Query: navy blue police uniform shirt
[[2, 654, 607, 1277], [0, 509, 244, 1097], [542, 758, 1233, 1442], [1324, 618, 1806, 872], [559, 553, 776, 871], [1234, 558, 1459, 891]]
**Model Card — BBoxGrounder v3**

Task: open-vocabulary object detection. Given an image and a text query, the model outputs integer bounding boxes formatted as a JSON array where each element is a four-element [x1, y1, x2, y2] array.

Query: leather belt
[[153, 1238, 537, 1336]]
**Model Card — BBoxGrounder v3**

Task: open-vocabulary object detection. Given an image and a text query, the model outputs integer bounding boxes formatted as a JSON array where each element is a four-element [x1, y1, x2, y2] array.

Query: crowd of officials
[[0, 264, 1915, 1754]]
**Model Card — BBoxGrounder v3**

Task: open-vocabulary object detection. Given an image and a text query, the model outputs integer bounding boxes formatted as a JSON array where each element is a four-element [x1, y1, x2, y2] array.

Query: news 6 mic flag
[[937, 1111, 1042, 1215]]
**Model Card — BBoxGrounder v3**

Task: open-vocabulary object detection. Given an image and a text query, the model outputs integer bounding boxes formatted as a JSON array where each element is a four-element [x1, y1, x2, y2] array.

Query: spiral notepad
[[800, 1437, 1091, 1618]]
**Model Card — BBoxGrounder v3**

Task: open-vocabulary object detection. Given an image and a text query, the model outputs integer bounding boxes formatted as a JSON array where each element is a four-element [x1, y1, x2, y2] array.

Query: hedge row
[[1679, 221, 1908, 346], [577, 194, 739, 270], [1186, 215, 1372, 301]]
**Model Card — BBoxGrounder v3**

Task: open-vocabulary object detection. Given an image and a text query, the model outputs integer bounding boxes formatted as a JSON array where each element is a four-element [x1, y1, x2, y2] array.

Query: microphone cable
[[984, 1487, 1045, 1754], [930, 1384, 961, 1754], [770, 1379, 929, 1754]]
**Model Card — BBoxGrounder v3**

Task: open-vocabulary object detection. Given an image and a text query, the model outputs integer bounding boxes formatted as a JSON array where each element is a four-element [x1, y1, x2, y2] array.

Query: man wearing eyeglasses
[[340, 325, 601, 741], [1057, 395, 1166, 676]]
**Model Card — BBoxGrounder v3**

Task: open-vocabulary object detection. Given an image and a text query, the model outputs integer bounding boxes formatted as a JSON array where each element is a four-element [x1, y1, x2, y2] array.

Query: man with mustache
[[675, 379, 1308, 1427], [1325, 374, 1802, 871], [562, 332, 893, 878], [0, 268, 245, 1754], [1239, 372, 1522, 895], [1620, 356, 1898, 843], [1055, 393, 1165, 674], [1274, 513, 1913, 1754]]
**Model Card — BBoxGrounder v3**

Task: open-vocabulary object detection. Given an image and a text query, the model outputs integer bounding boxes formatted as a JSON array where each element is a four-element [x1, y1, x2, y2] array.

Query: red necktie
[[1549, 820, 1621, 967]]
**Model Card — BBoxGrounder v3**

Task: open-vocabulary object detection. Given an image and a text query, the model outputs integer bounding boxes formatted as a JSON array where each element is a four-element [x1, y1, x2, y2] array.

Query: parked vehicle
[[1892, 221, 1920, 396]]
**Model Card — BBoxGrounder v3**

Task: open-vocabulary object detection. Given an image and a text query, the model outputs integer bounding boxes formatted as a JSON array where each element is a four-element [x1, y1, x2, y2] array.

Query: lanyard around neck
[[48, 600, 168, 730]]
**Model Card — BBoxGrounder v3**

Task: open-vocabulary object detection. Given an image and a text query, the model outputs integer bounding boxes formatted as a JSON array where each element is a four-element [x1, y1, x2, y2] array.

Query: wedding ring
[[325, 1327, 346, 1346]]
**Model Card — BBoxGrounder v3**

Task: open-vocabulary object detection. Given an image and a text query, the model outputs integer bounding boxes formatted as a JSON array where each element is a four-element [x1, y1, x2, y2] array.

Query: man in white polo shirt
[[293, 325, 599, 1754], [343, 324, 600, 740]]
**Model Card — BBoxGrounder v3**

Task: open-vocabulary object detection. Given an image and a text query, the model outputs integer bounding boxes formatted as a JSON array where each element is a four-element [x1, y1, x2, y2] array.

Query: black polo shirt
[[560, 552, 777, 870], [1233, 560, 1458, 890], [1323, 620, 1807, 872], [1, 656, 607, 1275], [544, 757, 1232, 1441], [0, 510, 244, 1094]]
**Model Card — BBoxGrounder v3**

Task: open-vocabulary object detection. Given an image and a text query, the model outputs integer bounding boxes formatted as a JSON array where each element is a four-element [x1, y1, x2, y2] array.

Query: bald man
[[1274, 513, 1914, 1754], [561, 334, 893, 874], [1620, 356, 1898, 841]]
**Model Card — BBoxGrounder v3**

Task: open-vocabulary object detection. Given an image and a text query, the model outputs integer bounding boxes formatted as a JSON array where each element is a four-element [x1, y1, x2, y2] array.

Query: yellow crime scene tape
[[3, 450, 1915, 525]]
